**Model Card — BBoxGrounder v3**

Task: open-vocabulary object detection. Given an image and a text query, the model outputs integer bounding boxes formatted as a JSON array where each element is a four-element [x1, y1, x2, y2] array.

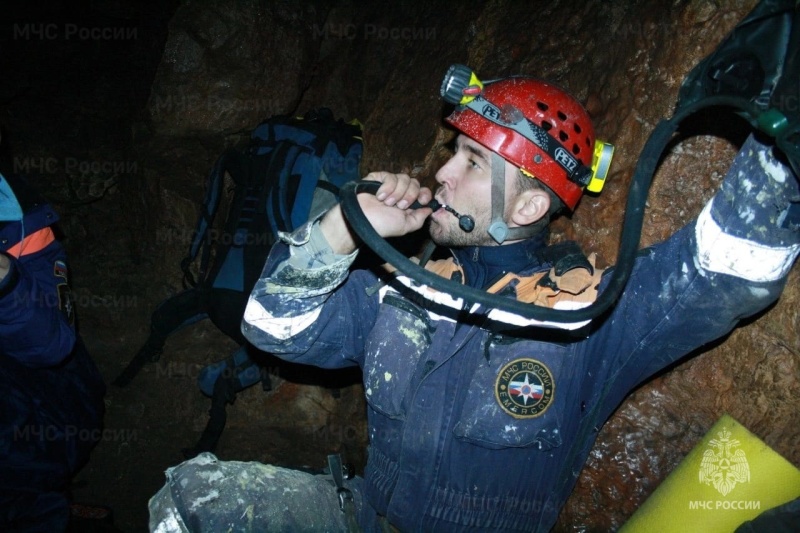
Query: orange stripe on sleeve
[[5, 227, 56, 257]]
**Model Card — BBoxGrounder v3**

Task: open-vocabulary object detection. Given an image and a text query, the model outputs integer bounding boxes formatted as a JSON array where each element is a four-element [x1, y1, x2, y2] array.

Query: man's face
[[429, 134, 518, 247]]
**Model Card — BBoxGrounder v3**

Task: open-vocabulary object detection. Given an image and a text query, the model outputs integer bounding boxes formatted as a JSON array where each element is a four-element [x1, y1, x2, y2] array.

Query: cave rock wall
[[139, 0, 798, 529]]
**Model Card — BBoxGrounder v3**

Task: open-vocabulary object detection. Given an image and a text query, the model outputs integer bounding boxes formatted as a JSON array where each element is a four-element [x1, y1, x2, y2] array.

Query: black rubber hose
[[340, 96, 761, 323]]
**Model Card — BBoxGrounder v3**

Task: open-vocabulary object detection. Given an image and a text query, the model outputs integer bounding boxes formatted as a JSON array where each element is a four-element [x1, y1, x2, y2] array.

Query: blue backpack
[[114, 108, 363, 457]]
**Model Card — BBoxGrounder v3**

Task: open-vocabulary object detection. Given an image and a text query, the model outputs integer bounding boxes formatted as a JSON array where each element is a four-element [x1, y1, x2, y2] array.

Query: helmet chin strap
[[486, 152, 545, 244]]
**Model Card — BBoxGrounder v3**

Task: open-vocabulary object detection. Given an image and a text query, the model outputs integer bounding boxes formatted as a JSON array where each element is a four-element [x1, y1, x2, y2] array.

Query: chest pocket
[[363, 292, 433, 419], [453, 335, 570, 451]]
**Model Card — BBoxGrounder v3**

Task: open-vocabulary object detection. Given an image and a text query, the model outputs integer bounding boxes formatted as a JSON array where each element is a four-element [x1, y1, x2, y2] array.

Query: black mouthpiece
[[442, 205, 474, 233], [459, 215, 475, 232]]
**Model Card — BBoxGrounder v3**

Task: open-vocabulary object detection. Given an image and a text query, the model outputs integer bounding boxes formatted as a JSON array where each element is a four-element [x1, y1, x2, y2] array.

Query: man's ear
[[509, 188, 550, 227]]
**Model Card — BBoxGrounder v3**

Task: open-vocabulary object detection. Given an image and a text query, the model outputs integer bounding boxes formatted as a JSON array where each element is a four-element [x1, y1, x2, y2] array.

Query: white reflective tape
[[484, 299, 591, 330], [385, 275, 590, 330], [758, 148, 788, 184], [152, 508, 188, 533], [695, 202, 800, 282], [243, 297, 322, 340], [381, 276, 463, 324]]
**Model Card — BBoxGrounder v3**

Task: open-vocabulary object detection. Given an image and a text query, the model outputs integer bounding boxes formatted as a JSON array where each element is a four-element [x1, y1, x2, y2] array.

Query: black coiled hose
[[339, 96, 762, 323]]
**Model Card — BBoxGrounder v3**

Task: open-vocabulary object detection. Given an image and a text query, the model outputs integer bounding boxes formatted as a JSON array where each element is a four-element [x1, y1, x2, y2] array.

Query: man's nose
[[435, 156, 457, 186]]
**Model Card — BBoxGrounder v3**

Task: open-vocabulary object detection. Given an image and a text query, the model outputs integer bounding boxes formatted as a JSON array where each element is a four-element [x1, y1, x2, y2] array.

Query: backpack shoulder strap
[[180, 148, 247, 287]]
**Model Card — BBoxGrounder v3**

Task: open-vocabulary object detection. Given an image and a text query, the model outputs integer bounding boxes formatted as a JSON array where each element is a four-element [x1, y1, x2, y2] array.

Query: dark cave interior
[[1, 1, 798, 532]]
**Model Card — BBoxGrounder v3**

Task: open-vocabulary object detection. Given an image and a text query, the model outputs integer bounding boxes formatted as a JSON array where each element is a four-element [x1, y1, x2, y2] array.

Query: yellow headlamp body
[[587, 140, 614, 194], [457, 72, 484, 105], [519, 139, 614, 196]]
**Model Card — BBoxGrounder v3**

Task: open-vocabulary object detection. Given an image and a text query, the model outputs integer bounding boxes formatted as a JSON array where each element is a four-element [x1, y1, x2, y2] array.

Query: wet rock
[[146, 1, 330, 136]]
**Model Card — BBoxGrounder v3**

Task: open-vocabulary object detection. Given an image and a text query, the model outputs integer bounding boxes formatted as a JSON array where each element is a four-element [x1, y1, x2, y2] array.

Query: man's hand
[[320, 172, 433, 255]]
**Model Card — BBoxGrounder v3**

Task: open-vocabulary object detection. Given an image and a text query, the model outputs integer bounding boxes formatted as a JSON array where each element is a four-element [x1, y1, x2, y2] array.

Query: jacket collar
[[451, 231, 549, 289]]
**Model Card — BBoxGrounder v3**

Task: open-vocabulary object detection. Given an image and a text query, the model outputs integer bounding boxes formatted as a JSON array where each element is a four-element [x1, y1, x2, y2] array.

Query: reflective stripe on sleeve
[[695, 202, 800, 282], [243, 296, 322, 340]]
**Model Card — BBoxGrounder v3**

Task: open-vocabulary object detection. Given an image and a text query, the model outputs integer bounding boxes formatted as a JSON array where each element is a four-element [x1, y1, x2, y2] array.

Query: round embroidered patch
[[495, 358, 554, 418]]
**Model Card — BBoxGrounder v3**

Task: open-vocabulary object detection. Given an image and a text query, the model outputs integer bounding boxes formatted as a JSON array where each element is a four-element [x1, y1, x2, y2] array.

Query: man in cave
[[148, 67, 799, 531]]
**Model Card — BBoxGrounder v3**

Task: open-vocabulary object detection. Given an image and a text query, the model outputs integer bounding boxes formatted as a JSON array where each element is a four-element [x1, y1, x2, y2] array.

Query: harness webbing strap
[[488, 152, 508, 243], [486, 152, 548, 243]]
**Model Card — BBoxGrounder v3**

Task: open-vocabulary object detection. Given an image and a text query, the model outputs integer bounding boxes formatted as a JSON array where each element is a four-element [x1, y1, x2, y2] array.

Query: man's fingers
[[394, 180, 419, 209], [406, 207, 433, 231], [361, 172, 433, 224], [416, 186, 433, 206], [382, 174, 411, 206], [364, 172, 426, 208], [363, 172, 397, 201]]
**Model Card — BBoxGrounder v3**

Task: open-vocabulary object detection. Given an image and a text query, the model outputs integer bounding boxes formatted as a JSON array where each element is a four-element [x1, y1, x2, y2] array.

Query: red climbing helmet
[[442, 65, 613, 210]]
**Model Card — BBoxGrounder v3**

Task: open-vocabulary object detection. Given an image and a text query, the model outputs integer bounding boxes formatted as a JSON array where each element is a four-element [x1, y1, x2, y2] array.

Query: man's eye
[[469, 159, 481, 170]]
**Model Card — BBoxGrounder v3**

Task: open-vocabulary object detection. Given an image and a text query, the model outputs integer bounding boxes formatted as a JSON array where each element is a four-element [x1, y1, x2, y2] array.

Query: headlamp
[[440, 64, 484, 105], [587, 141, 614, 193]]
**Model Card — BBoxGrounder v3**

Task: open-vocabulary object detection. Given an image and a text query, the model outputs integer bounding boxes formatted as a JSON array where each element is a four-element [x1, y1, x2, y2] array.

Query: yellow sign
[[621, 414, 800, 532]]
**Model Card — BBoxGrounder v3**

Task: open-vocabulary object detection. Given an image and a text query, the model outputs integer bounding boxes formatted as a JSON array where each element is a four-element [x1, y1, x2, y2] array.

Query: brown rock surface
[[145, 1, 329, 136]]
